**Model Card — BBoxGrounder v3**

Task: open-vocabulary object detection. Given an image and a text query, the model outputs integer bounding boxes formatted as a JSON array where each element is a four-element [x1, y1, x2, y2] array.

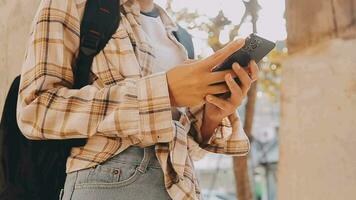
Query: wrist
[[204, 104, 224, 125], [200, 109, 221, 143]]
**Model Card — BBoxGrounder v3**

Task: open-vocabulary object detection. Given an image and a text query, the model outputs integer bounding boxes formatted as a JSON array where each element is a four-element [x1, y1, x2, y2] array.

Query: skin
[[137, 0, 155, 12], [137, 0, 259, 143]]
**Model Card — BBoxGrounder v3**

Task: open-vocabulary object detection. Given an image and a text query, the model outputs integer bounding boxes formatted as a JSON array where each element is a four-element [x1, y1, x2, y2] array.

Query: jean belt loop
[[137, 146, 153, 173]]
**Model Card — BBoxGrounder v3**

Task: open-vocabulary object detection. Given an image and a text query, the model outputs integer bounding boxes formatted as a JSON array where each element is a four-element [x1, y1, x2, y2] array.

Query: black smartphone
[[212, 34, 275, 97], [213, 33, 275, 71]]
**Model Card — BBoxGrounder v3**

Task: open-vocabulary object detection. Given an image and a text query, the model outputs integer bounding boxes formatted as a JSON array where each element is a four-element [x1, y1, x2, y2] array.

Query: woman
[[17, 0, 259, 199]]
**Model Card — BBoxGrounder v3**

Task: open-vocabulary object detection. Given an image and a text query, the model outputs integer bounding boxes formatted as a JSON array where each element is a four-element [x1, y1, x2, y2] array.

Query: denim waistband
[[103, 145, 161, 169]]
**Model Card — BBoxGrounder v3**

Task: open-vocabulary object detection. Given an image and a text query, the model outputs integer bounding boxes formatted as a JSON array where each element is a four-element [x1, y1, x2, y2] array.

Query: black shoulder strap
[[173, 25, 195, 59], [73, 0, 120, 89]]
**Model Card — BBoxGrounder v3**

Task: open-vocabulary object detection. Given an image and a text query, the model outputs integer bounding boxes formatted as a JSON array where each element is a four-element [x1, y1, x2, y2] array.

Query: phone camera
[[250, 38, 257, 45], [251, 43, 258, 49]]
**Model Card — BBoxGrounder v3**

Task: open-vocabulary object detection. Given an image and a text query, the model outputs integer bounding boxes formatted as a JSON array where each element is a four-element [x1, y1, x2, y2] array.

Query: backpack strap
[[173, 25, 195, 59], [73, 0, 120, 89], [73, 1, 195, 89]]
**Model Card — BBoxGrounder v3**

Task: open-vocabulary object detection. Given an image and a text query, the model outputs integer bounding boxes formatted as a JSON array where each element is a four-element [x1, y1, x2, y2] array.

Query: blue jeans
[[60, 146, 171, 200]]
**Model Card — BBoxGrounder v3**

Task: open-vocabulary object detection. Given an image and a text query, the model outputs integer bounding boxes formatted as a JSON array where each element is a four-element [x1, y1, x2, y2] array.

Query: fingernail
[[231, 39, 242, 48], [235, 38, 245, 45], [233, 63, 240, 70]]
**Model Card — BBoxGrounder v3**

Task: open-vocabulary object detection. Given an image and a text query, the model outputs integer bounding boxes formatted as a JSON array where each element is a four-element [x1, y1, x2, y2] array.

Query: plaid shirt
[[17, 0, 250, 199]]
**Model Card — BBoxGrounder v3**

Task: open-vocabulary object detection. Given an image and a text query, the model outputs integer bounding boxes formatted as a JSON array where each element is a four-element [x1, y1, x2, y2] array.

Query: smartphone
[[213, 33, 275, 71], [212, 34, 275, 97]]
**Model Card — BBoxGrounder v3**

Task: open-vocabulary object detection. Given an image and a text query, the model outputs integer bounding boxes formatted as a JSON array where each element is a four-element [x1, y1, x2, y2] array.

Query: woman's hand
[[166, 39, 245, 107], [200, 60, 259, 143]]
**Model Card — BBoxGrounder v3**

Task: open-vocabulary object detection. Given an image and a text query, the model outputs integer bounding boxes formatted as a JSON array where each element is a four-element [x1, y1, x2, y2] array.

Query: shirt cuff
[[136, 72, 174, 144], [186, 104, 250, 156]]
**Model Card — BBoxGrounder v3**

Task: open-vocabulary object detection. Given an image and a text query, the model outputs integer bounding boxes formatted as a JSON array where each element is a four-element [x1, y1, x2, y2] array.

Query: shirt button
[[173, 176, 180, 183]]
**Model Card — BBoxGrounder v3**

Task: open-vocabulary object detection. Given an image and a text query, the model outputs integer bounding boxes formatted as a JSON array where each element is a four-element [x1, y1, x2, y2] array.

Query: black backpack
[[0, 0, 194, 199]]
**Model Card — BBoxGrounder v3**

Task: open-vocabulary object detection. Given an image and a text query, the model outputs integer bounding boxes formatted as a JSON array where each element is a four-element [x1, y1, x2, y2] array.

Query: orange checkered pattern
[[17, 0, 250, 199]]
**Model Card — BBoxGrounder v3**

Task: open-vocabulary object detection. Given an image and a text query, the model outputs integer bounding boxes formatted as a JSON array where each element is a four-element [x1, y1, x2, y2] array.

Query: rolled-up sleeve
[[185, 104, 250, 161]]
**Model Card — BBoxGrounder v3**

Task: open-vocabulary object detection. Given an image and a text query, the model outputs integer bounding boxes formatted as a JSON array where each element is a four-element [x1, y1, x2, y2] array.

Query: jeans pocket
[[75, 162, 142, 189], [86, 165, 121, 184]]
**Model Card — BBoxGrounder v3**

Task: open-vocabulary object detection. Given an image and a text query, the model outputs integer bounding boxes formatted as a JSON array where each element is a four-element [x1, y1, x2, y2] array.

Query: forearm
[[200, 107, 222, 144], [18, 73, 174, 142]]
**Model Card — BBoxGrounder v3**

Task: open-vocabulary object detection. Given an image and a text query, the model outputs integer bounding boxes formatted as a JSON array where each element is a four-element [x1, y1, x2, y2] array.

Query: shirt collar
[[140, 6, 160, 18], [121, 0, 179, 32], [154, 3, 179, 32]]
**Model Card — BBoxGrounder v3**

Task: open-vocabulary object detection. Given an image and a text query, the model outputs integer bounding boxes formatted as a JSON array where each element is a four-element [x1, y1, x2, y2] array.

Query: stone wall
[[0, 0, 41, 116], [278, 38, 356, 200], [280, 0, 356, 199]]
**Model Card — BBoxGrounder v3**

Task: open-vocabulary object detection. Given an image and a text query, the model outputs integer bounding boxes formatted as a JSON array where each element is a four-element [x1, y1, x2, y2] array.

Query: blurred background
[[1, 0, 355, 200], [156, 1, 283, 200]]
